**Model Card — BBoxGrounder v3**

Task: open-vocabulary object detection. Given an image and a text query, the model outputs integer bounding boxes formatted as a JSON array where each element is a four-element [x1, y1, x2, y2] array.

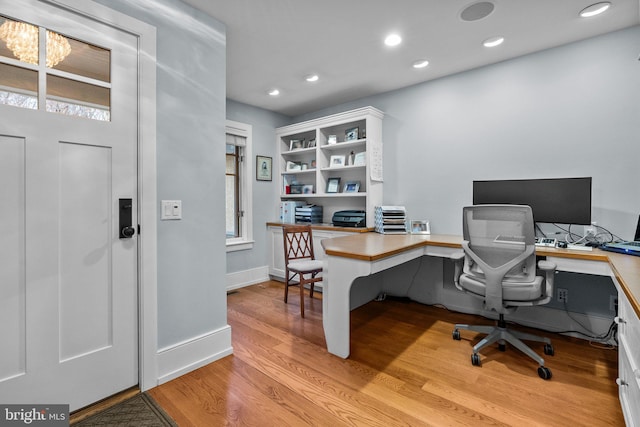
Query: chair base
[[453, 315, 554, 379]]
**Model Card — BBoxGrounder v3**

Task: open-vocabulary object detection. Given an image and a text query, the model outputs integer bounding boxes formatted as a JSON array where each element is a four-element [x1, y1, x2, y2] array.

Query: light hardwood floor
[[149, 281, 624, 426]]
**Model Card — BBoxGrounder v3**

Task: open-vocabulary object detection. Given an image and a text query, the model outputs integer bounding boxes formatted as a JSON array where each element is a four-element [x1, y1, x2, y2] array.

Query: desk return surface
[[321, 233, 640, 318]]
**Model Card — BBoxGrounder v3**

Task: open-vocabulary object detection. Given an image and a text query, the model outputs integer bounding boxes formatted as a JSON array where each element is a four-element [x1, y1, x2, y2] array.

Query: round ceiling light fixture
[[305, 74, 319, 82], [268, 89, 280, 96], [412, 59, 430, 69], [460, 1, 495, 22], [483, 36, 504, 47], [580, 2, 611, 18], [384, 33, 402, 47]]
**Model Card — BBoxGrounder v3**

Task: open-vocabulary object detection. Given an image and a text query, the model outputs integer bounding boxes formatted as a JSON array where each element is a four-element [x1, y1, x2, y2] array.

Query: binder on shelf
[[374, 205, 407, 234], [280, 201, 305, 223]]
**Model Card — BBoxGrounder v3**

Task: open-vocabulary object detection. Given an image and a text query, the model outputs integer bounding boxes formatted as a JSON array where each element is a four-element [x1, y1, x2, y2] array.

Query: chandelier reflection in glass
[[0, 20, 71, 67]]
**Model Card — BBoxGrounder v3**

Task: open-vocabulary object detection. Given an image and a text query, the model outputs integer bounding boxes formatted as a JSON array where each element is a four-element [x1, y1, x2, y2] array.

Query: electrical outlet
[[584, 222, 597, 238], [610, 295, 618, 312], [557, 288, 568, 303]]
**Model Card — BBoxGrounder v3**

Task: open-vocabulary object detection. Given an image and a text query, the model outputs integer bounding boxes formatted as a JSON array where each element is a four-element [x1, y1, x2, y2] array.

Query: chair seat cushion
[[459, 274, 544, 301], [288, 259, 323, 273]]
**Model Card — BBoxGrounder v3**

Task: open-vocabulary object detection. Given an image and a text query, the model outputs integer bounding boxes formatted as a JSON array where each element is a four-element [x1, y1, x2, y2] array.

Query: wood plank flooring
[[149, 281, 624, 426]]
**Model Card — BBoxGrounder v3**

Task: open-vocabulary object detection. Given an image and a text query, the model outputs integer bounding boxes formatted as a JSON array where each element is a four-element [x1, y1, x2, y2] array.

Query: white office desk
[[320, 232, 640, 358], [321, 232, 640, 424]]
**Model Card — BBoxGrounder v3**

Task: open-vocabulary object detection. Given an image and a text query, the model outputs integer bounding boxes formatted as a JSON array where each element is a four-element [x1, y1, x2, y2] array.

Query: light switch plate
[[161, 200, 182, 220]]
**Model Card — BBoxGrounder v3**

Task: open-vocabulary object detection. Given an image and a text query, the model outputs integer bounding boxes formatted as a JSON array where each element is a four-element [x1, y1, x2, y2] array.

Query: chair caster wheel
[[498, 343, 506, 352], [538, 366, 552, 380], [471, 353, 481, 366], [453, 329, 461, 340], [544, 343, 554, 356]]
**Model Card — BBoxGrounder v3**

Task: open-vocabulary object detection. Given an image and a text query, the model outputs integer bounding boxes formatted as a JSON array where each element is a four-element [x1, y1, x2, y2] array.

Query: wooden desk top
[[321, 232, 640, 319]]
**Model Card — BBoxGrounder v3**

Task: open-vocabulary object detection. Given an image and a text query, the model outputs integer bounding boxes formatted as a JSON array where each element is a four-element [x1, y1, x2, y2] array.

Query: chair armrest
[[450, 251, 465, 262], [450, 251, 465, 287], [537, 260, 556, 298], [537, 260, 556, 271]]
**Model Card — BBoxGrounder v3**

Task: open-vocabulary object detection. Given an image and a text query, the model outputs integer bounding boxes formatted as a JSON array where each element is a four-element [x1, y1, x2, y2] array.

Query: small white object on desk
[[566, 244, 593, 251]]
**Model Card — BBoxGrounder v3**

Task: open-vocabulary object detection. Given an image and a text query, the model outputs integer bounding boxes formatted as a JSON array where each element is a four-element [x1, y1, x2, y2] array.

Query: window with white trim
[[225, 120, 253, 251]]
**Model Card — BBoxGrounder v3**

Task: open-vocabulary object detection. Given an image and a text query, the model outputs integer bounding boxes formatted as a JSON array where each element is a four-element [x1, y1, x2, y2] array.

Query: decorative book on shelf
[[374, 205, 407, 234]]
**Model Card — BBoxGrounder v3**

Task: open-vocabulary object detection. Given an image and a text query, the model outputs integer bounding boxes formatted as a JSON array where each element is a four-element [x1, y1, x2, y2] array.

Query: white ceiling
[[182, 0, 639, 117]]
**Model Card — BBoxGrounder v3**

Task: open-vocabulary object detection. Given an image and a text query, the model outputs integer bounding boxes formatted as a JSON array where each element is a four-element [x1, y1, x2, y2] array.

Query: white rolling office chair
[[451, 205, 557, 379]]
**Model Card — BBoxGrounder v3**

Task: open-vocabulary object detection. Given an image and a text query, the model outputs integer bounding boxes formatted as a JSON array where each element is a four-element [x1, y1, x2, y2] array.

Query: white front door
[[0, 1, 139, 410]]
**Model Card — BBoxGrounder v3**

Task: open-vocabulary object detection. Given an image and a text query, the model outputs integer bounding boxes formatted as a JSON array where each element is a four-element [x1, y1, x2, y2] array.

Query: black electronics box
[[332, 210, 366, 228]]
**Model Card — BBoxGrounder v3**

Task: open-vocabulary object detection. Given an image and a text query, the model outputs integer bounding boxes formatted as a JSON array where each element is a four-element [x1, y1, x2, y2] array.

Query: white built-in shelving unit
[[276, 106, 383, 228]]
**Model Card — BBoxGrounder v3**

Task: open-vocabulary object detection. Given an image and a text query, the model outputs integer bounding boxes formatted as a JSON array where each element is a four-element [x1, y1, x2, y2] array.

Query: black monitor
[[472, 177, 592, 225]]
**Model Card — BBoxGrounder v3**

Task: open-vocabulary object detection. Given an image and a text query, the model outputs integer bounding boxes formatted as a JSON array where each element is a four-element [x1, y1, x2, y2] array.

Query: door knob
[[121, 226, 135, 238]]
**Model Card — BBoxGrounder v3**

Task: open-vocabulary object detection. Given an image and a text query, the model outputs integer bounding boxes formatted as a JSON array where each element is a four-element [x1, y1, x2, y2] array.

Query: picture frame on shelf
[[307, 139, 316, 148], [327, 135, 337, 145], [343, 181, 360, 193], [286, 161, 301, 171], [345, 126, 359, 141], [353, 151, 366, 166], [290, 184, 304, 194], [410, 220, 431, 235], [326, 177, 341, 193], [329, 155, 345, 167], [302, 184, 314, 194], [256, 155, 272, 181], [289, 139, 304, 150]]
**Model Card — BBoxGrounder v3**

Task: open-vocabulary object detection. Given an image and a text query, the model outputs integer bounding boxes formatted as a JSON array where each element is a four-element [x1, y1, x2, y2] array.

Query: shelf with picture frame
[[276, 106, 383, 227]]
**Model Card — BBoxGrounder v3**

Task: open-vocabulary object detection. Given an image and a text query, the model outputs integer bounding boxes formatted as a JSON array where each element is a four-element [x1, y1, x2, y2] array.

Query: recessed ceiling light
[[483, 36, 504, 47], [413, 59, 429, 69], [580, 2, 611, 18], [268, 89, 280, 96], [384, 33, 402, 47], [305, 74, 319, 82]]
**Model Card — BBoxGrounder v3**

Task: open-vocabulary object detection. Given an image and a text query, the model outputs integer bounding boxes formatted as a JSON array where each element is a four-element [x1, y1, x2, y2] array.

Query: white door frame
[[46, 0, 158, 392]]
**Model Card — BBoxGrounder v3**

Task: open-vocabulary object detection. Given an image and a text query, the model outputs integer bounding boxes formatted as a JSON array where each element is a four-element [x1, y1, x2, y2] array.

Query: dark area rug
[[73, 393, 177, 426]]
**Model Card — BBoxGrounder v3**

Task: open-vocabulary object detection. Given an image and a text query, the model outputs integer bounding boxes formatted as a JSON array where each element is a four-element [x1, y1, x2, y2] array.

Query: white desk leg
[[323, 255, 372, 358]]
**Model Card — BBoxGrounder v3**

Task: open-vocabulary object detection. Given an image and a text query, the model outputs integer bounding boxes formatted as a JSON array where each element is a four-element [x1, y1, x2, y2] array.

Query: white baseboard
[[226, 265, 270, 291], [156, 326, 233, 385]]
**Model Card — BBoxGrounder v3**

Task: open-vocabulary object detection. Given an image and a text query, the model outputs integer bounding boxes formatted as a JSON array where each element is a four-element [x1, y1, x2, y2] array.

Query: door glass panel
[[0, 63, 38, 109], [2, 16, 111, 121], [52, 36, 110, 82], [46, 74, 110, 121], [0, 16, 40, 65]]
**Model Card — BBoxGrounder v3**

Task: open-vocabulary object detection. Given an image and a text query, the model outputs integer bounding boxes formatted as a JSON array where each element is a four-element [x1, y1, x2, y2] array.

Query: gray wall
[[94, 0, 227, 349], [226, 25, 640, 273], [293, 26, 640, 241], [225, 26, 638, 318], [226, 100, 290, 273]]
